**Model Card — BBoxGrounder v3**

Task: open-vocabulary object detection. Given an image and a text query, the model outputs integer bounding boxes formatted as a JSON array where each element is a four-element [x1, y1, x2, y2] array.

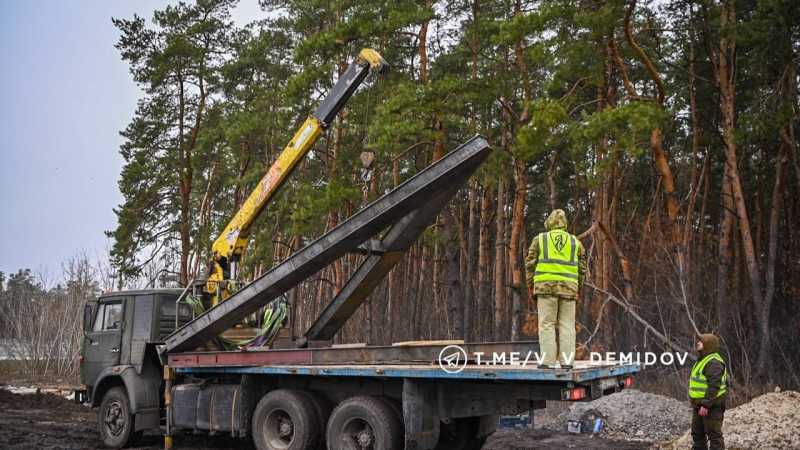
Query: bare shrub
[[0, 253, 100, 382]]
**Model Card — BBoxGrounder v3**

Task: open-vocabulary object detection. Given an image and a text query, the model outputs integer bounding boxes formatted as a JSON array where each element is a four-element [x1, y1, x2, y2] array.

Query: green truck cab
[[77, 289, 191, 447]]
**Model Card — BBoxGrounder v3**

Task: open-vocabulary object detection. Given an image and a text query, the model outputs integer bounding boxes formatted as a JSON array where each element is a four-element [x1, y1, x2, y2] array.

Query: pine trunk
[[509, 159, 528, 340], [494, 178, 507, 340], [477, 188, 494, 340]]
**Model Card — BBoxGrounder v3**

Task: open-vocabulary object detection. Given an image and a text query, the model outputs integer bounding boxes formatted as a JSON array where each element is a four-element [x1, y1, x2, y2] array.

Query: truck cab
[[78, 289, 191, 447]]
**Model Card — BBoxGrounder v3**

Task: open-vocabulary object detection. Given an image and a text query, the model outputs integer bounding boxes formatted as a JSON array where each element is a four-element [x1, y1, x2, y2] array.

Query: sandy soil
[[0, 388, 651, 450]]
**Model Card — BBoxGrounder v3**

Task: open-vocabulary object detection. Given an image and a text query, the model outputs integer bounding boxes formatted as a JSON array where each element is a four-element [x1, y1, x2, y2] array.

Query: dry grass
[[0, 360, 80, 387]]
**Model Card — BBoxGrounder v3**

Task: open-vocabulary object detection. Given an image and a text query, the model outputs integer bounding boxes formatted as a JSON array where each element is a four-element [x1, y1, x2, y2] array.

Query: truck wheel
[[252, 389, 320, 450], [326, 396, 402, 450], [435, 418, 488, 450], [300, 391, 332, 450], [98, 386, 135, 448], [381, 397, 402, 424]]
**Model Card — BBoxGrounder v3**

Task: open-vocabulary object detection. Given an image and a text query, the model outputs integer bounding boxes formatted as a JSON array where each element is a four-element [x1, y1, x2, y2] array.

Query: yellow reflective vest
[[688, 352, 728, 399], [533, 229, 579, 285]]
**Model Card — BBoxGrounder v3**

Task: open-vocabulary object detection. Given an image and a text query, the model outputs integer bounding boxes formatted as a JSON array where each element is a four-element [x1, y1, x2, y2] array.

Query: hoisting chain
[[360, 72, 376, 198]]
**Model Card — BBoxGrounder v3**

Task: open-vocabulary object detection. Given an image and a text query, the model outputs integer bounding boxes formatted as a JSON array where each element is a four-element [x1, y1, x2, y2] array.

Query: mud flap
[[403, 379, 440, 450], [476, 413, 499, 438], [135, 408, 160, 431]]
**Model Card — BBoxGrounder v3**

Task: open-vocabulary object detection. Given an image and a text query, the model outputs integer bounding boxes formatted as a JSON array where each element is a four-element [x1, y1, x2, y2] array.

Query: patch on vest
[[550, 233, 567, 253]]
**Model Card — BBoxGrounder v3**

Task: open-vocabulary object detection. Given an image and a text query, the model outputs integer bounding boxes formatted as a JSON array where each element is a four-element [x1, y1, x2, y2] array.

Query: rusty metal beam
[[167, 341, 539, 368], [301, 182, 463, 346]]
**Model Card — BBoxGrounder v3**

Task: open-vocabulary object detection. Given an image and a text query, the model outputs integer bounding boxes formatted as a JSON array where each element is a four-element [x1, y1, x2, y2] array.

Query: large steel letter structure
[[167, 136, 491, 353]]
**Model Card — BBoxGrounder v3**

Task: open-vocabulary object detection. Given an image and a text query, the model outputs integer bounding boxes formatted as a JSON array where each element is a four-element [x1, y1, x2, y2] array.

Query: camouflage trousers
[[537, 295, 575, 366], [691, 404, 725, 450]]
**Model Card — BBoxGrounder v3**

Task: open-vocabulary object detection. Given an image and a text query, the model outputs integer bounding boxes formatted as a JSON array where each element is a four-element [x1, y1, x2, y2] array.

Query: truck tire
[[326, 396, 402, 450], [299, 391, 332, 450], [252, 389, 320, 450], [381, 397, 403, 424], [98, 386, 136, 448]]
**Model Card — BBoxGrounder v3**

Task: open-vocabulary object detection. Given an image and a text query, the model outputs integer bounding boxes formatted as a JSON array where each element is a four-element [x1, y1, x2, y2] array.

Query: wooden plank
[[331, 343, 368, 348], [392, 340, 464, 347]]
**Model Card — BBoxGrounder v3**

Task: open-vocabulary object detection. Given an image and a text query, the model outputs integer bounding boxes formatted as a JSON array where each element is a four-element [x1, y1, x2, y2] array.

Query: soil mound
[[668, 390, 800, 450], [554, 389, 691, 442]]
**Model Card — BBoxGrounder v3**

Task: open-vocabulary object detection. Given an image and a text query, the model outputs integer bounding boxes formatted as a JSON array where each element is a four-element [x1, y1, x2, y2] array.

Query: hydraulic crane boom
[[207, 48, 387, 302]]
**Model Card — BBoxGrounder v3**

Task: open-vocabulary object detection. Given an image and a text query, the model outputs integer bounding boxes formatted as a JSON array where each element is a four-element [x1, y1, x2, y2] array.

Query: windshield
[[159, 296, 192, 319]]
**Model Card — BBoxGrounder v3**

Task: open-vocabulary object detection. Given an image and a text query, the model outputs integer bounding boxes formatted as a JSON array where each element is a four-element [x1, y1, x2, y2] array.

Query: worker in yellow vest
[[524, 209, 586, 369], [689, 333, 728, 450]]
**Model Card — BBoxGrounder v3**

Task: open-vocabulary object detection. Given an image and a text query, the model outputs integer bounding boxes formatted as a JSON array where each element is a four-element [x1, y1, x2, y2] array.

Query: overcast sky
[[0, 0, 263, 281]]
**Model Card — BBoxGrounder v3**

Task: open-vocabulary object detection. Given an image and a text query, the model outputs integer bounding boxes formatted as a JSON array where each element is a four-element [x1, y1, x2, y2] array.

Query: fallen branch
[[579, 295, 611, 351], [587, 283, 695, 360], [577, 222, 598, 241]]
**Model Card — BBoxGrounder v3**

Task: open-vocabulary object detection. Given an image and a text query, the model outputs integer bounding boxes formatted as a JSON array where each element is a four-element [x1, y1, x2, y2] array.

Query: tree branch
[[624, 0, 666, 104]]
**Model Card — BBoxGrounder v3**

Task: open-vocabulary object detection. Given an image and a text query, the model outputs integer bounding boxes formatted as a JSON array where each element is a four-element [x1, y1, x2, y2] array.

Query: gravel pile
[[668, 389, 800, 450], [554, 389, 691, 442]]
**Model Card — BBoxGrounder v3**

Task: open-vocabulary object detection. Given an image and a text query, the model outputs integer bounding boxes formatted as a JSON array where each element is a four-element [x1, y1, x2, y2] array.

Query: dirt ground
[[484, 430, 651, 449], [0, 389, 651, 450], [0, 389, 247, 450]]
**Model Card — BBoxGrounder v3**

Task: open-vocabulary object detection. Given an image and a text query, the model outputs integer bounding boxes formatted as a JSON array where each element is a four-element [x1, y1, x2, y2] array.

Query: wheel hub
[[104, 401, 125, 436], [356, 428, 374, 448], [265, 409, 295, 449], [278, 417, 294, 438]]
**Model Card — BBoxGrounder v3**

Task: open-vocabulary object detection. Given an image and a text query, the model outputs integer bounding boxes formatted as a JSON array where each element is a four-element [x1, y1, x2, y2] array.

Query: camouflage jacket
[[524, 210, 587, 299]]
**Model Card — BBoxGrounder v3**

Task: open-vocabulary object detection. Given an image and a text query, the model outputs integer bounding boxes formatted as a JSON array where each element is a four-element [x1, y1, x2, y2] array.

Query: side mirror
[[83, 304, 92, 332]]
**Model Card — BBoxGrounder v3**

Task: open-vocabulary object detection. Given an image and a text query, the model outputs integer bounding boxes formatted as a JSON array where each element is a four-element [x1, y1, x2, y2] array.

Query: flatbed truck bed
[[161, 341, 639, 449], [174, 360, 640, 383], [162, 344, 639, 449], [167, 340, 639, 383]]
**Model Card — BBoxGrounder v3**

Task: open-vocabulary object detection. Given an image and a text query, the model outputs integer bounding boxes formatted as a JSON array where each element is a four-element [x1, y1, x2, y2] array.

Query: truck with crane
[[77, 48, 640, 450]]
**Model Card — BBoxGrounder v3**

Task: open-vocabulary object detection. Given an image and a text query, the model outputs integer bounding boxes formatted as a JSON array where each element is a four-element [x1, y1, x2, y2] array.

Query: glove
[[698, 406, 709, 417]]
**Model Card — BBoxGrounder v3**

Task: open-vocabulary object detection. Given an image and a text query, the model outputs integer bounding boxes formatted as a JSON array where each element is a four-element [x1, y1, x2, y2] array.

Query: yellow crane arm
[[207, 48, 387, 301]]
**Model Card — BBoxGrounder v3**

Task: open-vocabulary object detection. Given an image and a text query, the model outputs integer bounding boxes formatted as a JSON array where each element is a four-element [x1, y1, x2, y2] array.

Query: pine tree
[[110, 0, 236, 285]]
